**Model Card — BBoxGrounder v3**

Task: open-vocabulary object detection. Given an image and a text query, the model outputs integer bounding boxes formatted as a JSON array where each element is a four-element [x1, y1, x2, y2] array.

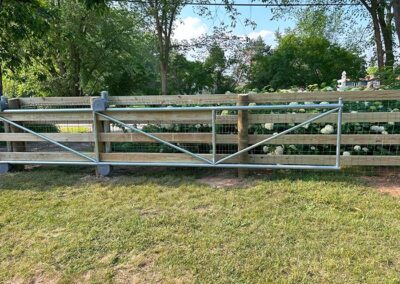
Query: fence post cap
[[0, 96, 8, 111], [100, 91, 109, 99]]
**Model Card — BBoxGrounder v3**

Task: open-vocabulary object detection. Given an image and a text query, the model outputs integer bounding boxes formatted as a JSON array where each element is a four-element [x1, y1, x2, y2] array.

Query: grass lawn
[[0, 167, 400, 283]]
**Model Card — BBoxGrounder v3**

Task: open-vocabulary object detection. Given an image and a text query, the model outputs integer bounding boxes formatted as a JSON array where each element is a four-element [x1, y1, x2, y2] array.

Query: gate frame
[[0, 98, 343, 174]]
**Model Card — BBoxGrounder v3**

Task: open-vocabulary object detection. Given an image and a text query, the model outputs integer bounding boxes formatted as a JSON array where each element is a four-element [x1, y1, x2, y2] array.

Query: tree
[[262, 0, 397, 68], [203, 44, 236, 94], [0, 0, 48, 96], [126, 0, 184, 96], [4, 2, 159, 97], [392, 0, 400, 49], [248, 33, 365, 90], [120, 0, 239, 95], [168, 54, 212, 95]]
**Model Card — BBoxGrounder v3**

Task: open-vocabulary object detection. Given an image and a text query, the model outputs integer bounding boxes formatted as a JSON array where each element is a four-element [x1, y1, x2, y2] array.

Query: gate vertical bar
[[211, 110, 216, 164], [237, 94, 249, 178], [335, 98, 343, 168]]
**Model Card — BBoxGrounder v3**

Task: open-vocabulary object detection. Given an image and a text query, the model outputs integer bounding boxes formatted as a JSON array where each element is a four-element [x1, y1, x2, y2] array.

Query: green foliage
[[168, 54, 212, 95], [204, 44, 235, 93], [248, 33, 366, 90], [3, 1, 159, 97], [378, 67, 400, 89], [26, 124, 59, 133], [367, 66, 379, 76]]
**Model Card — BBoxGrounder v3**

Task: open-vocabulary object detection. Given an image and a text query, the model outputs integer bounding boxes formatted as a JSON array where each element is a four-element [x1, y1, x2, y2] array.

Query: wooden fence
[[0, 90, 399, 168]]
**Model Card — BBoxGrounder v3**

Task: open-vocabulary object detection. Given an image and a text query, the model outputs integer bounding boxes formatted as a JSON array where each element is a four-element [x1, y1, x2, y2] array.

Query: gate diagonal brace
[[215, 98, 343, 169], [0, 115, 97, 163], [94, 111, 214, 165]]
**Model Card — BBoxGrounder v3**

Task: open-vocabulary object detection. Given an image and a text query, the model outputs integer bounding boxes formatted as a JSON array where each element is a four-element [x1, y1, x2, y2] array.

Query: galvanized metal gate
[[0, 96, 343, 175]]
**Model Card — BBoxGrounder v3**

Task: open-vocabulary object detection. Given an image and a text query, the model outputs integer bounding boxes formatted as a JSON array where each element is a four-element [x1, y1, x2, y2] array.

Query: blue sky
[[174, 4, 296, 46]]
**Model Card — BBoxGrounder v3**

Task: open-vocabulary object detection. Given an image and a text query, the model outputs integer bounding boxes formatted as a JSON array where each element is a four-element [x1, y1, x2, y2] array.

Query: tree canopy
[[0, 0, 397, 97]]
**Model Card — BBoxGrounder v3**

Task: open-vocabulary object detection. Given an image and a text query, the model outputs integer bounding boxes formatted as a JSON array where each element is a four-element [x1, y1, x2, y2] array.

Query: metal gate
[[0, 96, 343, 175]]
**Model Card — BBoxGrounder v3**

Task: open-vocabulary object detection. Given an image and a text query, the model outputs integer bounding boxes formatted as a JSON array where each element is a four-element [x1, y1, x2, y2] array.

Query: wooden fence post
[[91, 93, 111, 176], [8, 98, 25, 170], [237, 94, 249, 178], [91, 98, 105, 153]]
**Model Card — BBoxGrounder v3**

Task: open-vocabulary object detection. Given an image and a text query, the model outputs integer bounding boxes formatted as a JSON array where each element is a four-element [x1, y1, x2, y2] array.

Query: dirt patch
[[361, 172, 400, 197], [114, 253, 160, 284], [5, 272, 59, 284], [197, 171, 255, 189]]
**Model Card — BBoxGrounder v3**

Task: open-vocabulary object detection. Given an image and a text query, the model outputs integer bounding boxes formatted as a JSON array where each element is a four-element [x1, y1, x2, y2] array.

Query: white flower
[[392, 108, 399, 112], [362, 147, 369, 153], [274, 146, 284, 155], [350, 111, 358, 113], [221, 110, 229, 116], [262, 146, 269, 153], [364, 101, 370, 107], [320, 125, 334, 134], [382, 131, 388, 135], [302, 123, 310, 129], [264, 123, 274, 130], [305, 101, 314, 105], [343, 151, 351, 156], [161, 124, 174, 130], [388, 122, 395, 125], [195, 124, 201, 129], [289, 102, 298, 105], [320, 101, 329, 105], [273, 132, 278, 136], [289, 145, 297, 151], [370, 125, 385, 133], [299, 108, 306, 113], [174, 125, 180, 132], [354, 145, 361, 151], [249, 102, 257, 106], [310, 146, 316, 151]]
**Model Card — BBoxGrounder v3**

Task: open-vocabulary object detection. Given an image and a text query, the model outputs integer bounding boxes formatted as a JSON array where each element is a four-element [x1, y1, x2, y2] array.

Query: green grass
[[0, 167, 400, 283], [58, 125, 91, 133]]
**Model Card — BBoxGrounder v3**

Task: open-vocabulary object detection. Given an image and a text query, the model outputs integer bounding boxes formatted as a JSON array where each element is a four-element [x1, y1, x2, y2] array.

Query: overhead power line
[[119, 1, 362, 7]]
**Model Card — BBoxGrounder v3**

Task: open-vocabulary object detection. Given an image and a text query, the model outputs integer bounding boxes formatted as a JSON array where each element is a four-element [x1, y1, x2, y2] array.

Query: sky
[[173, 4, 296, 47]]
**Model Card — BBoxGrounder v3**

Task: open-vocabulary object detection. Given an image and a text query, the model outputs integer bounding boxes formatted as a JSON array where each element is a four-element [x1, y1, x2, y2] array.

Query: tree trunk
[[361, 0, 385, 69], [0, 64, 3, 97], [377, 1, 395, 67], [371, 10, 385, 68], [393, 0, 400, 46], [160, 59, 168, 96], [69, 43, 81, 96]]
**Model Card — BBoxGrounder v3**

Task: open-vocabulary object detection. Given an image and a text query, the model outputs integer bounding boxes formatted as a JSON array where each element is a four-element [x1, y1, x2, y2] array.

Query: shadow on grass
[[0, 164, 382, 192]]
